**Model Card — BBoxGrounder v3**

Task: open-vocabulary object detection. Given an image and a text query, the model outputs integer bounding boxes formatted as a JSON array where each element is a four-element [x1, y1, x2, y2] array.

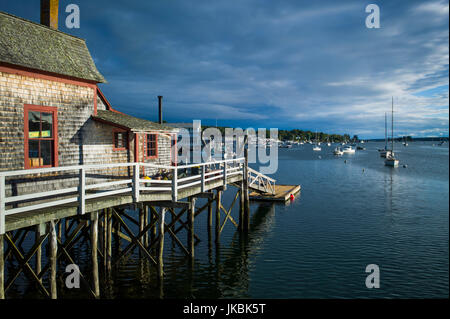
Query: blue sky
[[2, 0, 448, 138]]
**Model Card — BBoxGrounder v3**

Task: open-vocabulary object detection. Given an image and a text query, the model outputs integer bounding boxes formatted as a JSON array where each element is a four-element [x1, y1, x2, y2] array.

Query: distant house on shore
[[0, 3, 177, 196]]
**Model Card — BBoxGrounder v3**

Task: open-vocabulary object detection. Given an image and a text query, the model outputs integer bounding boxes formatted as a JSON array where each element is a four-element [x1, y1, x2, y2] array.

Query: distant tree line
[[201, 125, 355, 142]]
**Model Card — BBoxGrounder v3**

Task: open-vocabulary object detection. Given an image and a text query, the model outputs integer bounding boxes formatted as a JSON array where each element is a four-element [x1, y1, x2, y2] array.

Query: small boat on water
[[379, 112, 393, 158], [342, 146, 355, 154], [385, 97, 399, 167], [333, 147, 343, 155], [356, 146, 365, 150], [313, 145, 321, 151], [385, 154, 399, 167]]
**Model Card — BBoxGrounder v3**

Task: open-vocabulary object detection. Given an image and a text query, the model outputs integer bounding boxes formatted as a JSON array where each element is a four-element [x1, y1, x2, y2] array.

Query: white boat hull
[[385, 158, 399, 167]]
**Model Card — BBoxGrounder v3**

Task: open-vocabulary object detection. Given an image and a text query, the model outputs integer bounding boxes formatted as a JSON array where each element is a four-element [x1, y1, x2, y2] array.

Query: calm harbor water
[[7, 141, 449, 298]]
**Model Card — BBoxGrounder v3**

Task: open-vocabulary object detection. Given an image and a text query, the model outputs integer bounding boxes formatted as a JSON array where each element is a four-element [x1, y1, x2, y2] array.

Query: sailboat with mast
[[385, 97, 399, 167], [379, 112, 393, 158], [313, 131, 321, 151]]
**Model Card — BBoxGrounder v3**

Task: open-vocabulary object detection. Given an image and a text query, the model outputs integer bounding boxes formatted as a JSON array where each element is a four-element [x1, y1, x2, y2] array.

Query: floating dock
[[249, 184, 301, 202]]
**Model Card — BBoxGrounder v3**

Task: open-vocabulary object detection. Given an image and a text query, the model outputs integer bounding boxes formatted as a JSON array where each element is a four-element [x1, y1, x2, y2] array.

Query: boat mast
[[385, 112, 387, 150], [391, 96, 394, 152]]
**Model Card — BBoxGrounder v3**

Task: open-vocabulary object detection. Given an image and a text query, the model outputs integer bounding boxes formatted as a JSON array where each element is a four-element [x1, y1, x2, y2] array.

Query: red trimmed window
[[113, 129, 128, 151], [145, 133, 158, 159], [24, 105, 58, 169]]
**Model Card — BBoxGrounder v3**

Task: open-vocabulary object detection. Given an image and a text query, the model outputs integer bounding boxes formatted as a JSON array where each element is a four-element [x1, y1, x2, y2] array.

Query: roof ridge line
[[0, 10, 86, 42]]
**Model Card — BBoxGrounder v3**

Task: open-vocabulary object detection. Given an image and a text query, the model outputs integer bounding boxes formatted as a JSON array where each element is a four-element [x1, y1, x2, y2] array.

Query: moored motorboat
[[342, 146, 355, 154]]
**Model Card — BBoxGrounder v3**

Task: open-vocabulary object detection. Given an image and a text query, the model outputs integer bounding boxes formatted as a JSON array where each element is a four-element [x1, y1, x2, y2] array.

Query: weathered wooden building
[[0, 9, 176, 197], [0, 2, 287, 300]]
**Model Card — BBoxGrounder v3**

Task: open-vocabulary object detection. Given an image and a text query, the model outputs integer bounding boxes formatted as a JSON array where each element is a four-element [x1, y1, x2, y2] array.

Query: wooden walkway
[[4, 174, 243, 233], [0, 157, 301, 299]]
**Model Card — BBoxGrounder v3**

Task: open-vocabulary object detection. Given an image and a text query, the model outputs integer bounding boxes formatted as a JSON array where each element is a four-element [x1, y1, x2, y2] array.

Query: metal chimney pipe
[[158, 96, 163, 124]]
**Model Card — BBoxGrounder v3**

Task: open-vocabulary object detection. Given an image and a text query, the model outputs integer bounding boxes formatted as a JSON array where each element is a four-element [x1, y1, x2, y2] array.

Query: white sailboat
[[379, 112, 393, 158], [385, 97, 399, 167], [312, 131, 321, 151]]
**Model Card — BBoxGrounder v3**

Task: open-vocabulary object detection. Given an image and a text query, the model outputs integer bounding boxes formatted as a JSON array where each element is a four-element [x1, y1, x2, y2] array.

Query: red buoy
[[290, 194, 295, 200]]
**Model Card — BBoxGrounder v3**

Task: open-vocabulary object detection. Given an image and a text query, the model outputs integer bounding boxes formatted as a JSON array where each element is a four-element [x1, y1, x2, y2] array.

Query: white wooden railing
[[248, 167, 276, 195], [0, 158, 245, 234]]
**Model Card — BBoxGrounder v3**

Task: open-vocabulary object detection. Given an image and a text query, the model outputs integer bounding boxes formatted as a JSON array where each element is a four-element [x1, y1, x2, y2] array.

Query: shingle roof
[[0, 11, 105, 83], [93, 110, 176, 132]]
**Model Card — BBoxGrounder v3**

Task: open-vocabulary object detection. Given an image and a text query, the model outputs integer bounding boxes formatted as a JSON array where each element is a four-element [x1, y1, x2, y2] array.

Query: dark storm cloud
[[1, 0, 448, 138]]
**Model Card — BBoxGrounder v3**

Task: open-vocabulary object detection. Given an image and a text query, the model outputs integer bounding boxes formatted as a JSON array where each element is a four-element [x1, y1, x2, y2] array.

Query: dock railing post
[[78, 168, 85, 215], [0, 175, 5, 235], [201, 164, 205, 193], [172, 167, 178, 202], [133, 163, 140, 202]]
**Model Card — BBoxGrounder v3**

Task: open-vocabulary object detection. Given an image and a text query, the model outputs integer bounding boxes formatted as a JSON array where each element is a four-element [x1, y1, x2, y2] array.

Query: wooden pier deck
[[0, 157, 290, 299], [4, 174, 243, 233], [249, 184, 301, 202]]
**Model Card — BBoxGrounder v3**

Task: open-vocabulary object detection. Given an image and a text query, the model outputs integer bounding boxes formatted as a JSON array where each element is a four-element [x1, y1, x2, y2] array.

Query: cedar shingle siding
[[0, 11, 176, 199]]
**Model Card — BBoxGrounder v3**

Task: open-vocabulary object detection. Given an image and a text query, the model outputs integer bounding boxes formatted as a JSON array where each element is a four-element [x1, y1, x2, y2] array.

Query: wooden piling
[[150, 205, 156, 245], [143, 205, 149, 247], [208, 191, 213, 229], [35, 224, 45, 281], [91, 212, 100, 298], [106, 209, 112, 274], [158, 207, 166, 279], [0, 234, 4, 299], [49, 220, 57, 299], [239, 179, 245, 231], [188, 197, 196, 258], [243, 147, 250, 231], [103, 210, 107, 270], [215, 189, 222, 243], [139, 204, 144, 255]]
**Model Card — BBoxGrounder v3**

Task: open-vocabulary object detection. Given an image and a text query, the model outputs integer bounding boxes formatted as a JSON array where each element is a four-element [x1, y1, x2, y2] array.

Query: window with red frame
[[145, 133, 158, 158], [113, 130, 128, 150], [24, 105, 58, 169]]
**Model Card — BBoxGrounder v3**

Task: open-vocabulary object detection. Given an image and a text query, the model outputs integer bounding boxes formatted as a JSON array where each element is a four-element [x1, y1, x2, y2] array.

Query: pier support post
[[35, 224, 45, 281], [215, 189, 222, 243], [144, 205, 149, 247], [139, 204, 144, 253], [239, 179, 245, 231], [107, 209, 112, 274], [243, 147, 250, 232], [91, 212, 100, 298], [0, 234, 4, 299], [150, 205, 156, 247], [188, 197, 196, 258], [158, 207, 166, 279], [208, 191, 213, 230], [102, 211, 107, 270], [49, 220, 57, 299]]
